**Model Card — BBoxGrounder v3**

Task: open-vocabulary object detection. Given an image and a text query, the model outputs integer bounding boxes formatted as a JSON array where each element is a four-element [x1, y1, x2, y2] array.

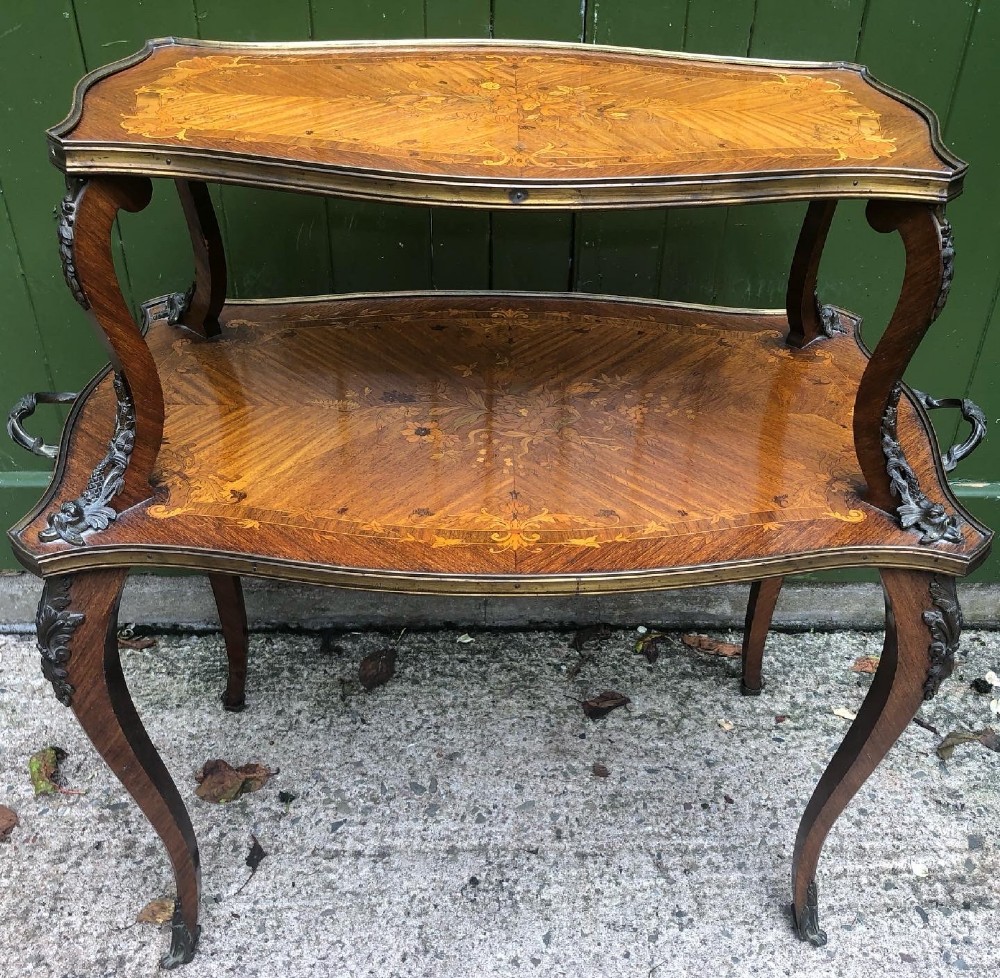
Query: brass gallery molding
[[47, 36, 965, 209]]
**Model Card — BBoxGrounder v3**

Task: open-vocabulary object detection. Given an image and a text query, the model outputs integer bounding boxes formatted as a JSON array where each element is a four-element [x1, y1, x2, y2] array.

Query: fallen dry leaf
[[592, 763, 610, 778], [717, 719, 735, 732], [117, 624, 158, 651], [359, 648, 397, 691], [456, 633, 475, 644], [936, 727, 1000, 760], [195, 760, 276, 804], [634, 630, 668, 664], [28, 746, 78, 797], [832, 707, 857, 721], [851, 656, 880, 674], [775, 715, 788, 724], [136, 897, 174, 925], [581, 690, 630, 720], [0, 805, 19, 843], [681, 633, 741, 658], [571, 623, 612, 652]]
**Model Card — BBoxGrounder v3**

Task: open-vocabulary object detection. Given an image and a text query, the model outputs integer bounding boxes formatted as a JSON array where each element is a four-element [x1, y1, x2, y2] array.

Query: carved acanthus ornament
[[39, 373, 136, 546], [881, 385, 962, 544], [932, 209, 955, 323], [58, 178, 89, 310], [36, 577, 84, 707], [922, 575, 961, 700]]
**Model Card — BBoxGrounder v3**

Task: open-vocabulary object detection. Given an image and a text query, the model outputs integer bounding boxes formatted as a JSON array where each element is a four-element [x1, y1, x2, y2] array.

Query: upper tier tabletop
[[50, 38, 964, 208]]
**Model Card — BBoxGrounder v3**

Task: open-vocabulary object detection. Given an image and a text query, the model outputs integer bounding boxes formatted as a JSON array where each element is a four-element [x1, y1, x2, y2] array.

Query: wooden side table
[[7, 38, 991, 967]]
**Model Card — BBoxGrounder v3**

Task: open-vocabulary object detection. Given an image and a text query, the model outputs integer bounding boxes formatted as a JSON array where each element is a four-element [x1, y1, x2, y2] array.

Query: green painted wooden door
[[1, 0, 996, 576]]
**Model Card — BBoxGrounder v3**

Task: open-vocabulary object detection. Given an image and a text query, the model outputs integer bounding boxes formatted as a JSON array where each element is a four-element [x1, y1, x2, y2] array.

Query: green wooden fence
[[1, 0, 997, 576]]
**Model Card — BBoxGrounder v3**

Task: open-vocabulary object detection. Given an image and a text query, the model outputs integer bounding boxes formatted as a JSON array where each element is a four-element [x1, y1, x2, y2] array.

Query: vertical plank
[[425, 0, 491, 37], [0, 0, 99, 390], [831, 0, 977, 399], [194, 2, 334, 298], [489, 1, 581, 291], [311, 2, 432, 293], [657, 1, 755, 304], [941, 1, 1000, 473], [573, 2, 686, 298], [707, 2, 868, 309], [72, 1, 200, 307], [425, 1, 492, 290], [0, 183, 61, 470]]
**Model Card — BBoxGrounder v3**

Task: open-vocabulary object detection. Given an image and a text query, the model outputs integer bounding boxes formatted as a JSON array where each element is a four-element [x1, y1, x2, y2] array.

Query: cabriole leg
[[208, 574, 248, 711], [174, 179, 226, 337], [791, 568, 959, 945], [786, 200, 838, 347], [741, 576, 783, 695], [38, 570, 201, 968]]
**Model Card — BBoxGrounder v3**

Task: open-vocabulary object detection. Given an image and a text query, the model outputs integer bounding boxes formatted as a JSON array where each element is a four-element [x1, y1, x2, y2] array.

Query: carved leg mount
[[37, 571, 201, 968], [791, 569, 960, 944]]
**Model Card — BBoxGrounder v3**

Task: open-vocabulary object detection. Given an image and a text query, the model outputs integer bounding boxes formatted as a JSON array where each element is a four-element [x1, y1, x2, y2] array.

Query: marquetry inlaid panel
[[19, 295, 984, 590], [59, 39, 955, 200]]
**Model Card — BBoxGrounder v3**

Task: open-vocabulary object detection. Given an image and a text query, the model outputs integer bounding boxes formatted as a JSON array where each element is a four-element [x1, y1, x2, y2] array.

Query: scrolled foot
[[221, 691, 246, 713], [159, 902, 200, 969], [792, 880, 828, 947]]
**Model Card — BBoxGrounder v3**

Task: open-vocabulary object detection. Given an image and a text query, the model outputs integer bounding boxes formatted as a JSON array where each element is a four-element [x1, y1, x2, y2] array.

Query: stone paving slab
[[0, 626, 997, 977]]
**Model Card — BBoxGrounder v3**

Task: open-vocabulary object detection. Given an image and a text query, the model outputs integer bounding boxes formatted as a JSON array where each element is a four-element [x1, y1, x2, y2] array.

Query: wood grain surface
[[11, 293, 989, 591], [52, 39, 963, 206]]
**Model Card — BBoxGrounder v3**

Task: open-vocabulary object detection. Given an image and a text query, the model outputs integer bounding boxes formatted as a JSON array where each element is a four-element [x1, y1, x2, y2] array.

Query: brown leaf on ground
[[117, 624, 157, 651], [136, 897, 174, 925], [571, 623, 612, 652], [936, 727, 1000, 761], [118, 635, 157, 650], [28, 746, 78, 797], [195, 760, 276, 803], [634, 631, 668, 664], [851, 656, 880, 674], [592, 763, 610, 778], [581, 690, 630, 720], [359, 648, 397, 691], [681, 633, 740, 657], [0, 805, 19, 842]]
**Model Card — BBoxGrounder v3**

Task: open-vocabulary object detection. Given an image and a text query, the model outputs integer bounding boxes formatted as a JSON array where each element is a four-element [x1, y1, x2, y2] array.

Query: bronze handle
[[911, 389, 987, 473], [6, 391, 77, 460]]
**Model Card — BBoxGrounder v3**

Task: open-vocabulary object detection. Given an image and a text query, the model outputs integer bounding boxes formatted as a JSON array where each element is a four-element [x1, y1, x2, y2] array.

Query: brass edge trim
[[21, 544, 981, 595], [48, 35, 938, 76], [858, 66, 966, 172], [56, 148, 958, 208], [228, 289, 789, 318], [47, 38, 169, 155]]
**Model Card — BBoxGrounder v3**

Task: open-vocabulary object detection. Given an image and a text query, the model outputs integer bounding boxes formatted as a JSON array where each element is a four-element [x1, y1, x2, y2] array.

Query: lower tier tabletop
[[12, 293, 990, 592]]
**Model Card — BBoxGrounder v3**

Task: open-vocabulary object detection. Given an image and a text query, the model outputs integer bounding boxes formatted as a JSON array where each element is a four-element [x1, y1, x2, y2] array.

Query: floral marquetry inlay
[[114, 50, 896, 179], [146, 300, 868, 558]]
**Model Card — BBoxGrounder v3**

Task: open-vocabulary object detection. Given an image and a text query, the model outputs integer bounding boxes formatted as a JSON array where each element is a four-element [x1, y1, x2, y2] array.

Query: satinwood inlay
[[116, 53, 895, 176]]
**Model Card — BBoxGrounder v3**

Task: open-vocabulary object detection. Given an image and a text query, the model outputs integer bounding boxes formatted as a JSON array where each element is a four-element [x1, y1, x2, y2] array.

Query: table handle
[[6, 391, 77, 460], [911, 388, 987, 473]]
